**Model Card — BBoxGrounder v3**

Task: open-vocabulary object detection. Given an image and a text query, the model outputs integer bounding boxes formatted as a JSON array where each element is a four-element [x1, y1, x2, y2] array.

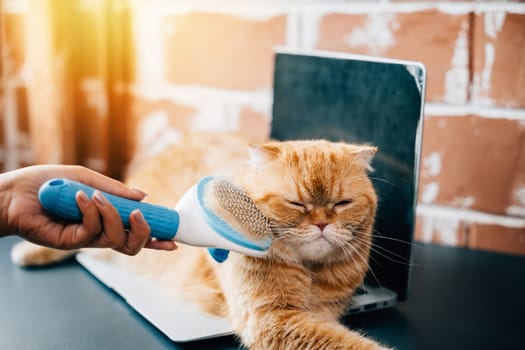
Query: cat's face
[[241, 140, 377, 265]]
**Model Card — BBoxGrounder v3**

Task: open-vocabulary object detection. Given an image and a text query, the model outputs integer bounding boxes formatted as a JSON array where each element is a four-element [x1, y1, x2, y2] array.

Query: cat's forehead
[[282, 140, 343, 153], [282, 142, 362, 175], [285, 162, 361, 205], [249, 140, 373, 202]]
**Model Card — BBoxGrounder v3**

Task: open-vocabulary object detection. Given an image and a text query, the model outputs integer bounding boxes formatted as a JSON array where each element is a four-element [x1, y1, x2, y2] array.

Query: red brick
[[128, 95, 196, 163], [238, 107, 270, 143], [415, 213, 468, 247], [163, 13, 286, 90], [468, 223, 525, 256], [418, 115, 525, 216], [506, 140, 525, 217], [471, 13, 525, 108], [315, 10, 470, 103], [130, 96, 196, 131]]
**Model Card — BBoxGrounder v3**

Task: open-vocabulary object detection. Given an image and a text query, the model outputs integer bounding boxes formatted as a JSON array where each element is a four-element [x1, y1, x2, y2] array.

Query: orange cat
[[12, 132, 389, 350]]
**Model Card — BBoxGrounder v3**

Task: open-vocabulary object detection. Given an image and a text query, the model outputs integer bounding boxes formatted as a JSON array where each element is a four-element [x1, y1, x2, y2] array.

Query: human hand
[[0, 165, 177, 254]]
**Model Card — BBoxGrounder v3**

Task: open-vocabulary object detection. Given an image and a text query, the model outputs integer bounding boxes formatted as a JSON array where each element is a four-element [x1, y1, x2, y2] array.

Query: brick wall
[[129, 1, 525, 256], [2, 0, 524, 255]]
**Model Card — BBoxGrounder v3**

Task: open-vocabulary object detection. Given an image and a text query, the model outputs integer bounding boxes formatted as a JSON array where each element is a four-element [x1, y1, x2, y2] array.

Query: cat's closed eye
[[333, 200, 353, 212], [287, 200, 307, 211], [334, 200, 352, 207]]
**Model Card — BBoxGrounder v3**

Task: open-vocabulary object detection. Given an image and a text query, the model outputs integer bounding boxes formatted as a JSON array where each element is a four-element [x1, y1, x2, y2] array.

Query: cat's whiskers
[[271, 229, 300, 241], [342, 223, 419, 266], [343, 173, 391, 186], [337, 230, 385, 274], [371, 234, 424, 249], [269, 222, 300, 238], [344, 242, 387, 296], [338, 244, 365, 278], [329, 232, 369, 269], [351, 226, 423, 251], [343, 225, 388, 266], [368, 176, 396, 187], [327, 233, 394, 296], [368, 227, 424, 248], [343, 171, 395, 190], [343, 174, 371, 186], [349, 233, 423, 267]]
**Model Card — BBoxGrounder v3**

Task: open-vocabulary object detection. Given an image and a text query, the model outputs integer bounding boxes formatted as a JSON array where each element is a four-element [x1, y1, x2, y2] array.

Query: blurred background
[[1, 0, 524, 255]]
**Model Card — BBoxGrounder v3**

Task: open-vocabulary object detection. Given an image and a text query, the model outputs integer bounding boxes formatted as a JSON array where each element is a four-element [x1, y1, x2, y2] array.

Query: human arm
[[0, 165, 177, 255]]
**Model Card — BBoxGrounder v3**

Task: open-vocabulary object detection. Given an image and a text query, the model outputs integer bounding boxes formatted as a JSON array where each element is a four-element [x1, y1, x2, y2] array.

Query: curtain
[[1, 0, 134, 179]]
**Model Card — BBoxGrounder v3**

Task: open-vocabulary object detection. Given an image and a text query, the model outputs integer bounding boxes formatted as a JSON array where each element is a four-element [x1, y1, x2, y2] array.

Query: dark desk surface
[[1, 236, 524, 350]]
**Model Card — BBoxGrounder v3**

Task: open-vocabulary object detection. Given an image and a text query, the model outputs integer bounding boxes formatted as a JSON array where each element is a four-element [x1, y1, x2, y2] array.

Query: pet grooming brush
[[38, 177, 272, 262]]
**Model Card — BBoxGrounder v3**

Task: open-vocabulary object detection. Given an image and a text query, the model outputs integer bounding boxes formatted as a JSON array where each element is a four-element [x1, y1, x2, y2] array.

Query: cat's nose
[[315, 222, 328, 231]]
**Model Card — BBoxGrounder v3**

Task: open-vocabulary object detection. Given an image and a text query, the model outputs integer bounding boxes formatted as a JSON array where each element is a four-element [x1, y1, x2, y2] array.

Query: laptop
[[77, 48, 426, 341], [271, 48, 426, 311]]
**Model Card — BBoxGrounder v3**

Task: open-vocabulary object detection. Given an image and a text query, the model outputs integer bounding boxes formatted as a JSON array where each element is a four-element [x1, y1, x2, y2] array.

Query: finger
[[75, 166, 147, 201], [76, 190, 102, 236], [144, 239, 178, 251], [113, 210, 150, 256], [64, 190, 103, 247], [90, 190, 126, 248]]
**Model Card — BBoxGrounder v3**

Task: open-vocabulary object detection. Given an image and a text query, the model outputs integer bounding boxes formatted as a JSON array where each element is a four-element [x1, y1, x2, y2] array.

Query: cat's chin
[[296, 238, 337, 263]]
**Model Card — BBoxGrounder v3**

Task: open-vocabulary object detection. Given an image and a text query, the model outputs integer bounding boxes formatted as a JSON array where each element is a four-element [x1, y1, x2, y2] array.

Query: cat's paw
[[11, 241, 77, 267]]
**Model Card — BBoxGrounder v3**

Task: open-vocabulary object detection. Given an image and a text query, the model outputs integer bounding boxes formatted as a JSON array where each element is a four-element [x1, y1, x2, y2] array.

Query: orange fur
[[12, 133, 388, 349]]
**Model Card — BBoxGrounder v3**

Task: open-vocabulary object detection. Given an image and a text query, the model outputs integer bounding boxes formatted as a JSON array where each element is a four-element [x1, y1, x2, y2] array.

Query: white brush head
[[173, 177, 272, 260], [211, 178, 272, 240]]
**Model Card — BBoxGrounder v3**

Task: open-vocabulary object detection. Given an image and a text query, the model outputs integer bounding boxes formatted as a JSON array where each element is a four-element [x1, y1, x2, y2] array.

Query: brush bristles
[[212, 178, 272, 239]]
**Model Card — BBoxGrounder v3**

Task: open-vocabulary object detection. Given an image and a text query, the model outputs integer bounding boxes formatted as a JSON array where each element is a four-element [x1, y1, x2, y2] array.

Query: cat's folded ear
[[248, 144, 281, 166], [351, 145, 378, 172]]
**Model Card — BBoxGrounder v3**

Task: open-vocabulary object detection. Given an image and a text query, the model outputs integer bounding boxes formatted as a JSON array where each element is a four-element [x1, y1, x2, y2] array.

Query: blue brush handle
[[38, 178, 180, 240]]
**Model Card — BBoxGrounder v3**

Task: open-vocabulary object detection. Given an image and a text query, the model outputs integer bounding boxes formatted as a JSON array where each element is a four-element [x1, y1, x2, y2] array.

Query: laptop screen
[[270, 49, 425, 300]]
